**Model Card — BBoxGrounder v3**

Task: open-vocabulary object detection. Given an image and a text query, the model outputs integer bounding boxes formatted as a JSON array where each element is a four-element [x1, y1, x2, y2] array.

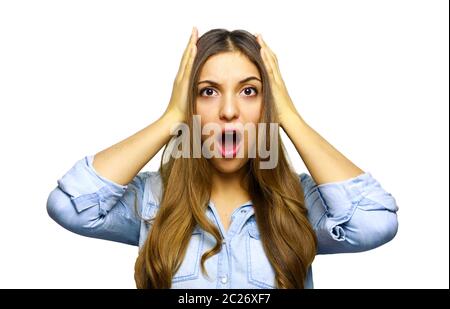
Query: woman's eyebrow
[[198, 76, 262, 86]]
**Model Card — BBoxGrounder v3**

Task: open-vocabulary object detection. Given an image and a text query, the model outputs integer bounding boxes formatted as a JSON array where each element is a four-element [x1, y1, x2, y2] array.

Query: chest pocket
[[138, 202, 159, 248], [172, 227, 204, 283], [246, 220, 277, 289]]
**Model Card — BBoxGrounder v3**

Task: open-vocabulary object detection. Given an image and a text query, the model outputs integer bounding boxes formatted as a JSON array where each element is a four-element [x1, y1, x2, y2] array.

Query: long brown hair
[[134, 28, 317, 288]]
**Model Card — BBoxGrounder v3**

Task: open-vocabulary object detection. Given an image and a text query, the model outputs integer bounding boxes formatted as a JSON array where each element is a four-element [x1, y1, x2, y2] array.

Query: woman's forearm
[[92, 112, 180, 186], [92, 28, 198, 186], [282, 112, 364, 185]]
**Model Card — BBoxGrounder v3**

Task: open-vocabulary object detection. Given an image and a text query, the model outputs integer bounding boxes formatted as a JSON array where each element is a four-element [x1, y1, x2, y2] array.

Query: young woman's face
[[196, 51, 263, 174]]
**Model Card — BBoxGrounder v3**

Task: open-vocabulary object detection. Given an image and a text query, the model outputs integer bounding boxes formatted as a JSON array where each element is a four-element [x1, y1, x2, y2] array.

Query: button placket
[[220, 275, 228, 284], [219, 238, 230, 287]]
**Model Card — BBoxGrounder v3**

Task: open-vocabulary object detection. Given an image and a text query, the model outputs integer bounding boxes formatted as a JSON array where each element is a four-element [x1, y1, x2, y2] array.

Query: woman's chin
[[209, 157, 248, 174]]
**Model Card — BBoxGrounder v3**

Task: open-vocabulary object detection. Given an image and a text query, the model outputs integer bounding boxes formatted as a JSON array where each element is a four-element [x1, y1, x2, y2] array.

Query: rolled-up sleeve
[[300, 172, 399, 254], [46, 155, 149, 246]]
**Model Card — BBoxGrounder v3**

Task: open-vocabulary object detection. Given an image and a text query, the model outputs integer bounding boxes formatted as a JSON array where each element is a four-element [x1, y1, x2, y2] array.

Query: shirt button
[[221, 275, 228, 284], [240, 209, 247, 213]]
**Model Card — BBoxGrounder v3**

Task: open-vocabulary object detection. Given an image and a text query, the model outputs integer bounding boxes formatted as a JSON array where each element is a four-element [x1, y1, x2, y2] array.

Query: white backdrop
[[0, 0, 448, 288]]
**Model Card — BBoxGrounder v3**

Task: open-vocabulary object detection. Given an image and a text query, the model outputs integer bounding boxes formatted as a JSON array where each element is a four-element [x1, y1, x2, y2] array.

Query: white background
[[0, 0, 448, 288]]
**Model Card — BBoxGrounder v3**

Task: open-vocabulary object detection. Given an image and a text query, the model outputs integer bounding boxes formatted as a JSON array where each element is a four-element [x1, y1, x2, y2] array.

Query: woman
[[46, 27, 399, 289]]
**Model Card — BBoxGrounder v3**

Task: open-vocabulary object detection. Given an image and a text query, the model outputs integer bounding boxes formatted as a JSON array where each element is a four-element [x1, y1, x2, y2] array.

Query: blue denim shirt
[[46, 155, 399, 288]]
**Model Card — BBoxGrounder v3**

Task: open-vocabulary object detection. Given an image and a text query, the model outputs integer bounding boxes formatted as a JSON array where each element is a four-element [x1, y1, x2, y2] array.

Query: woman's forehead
[[199, 52, 261, 82]]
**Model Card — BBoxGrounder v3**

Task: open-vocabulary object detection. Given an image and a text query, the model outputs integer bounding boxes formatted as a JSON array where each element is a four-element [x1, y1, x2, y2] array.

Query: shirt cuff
[[316, 172, 376, 221], [57, 155, 128, 214]]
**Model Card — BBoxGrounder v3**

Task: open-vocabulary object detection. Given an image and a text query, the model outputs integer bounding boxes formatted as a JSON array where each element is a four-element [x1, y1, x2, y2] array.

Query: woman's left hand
[[256, 33, 300, 127]]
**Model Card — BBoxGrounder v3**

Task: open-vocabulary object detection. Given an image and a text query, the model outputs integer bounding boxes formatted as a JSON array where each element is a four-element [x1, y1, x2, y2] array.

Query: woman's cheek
[[243, 130, 256, 157]]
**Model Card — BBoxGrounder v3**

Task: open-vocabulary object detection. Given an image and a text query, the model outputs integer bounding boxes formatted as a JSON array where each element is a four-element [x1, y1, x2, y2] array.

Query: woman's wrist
[[161, 109, 184, 125], [279, 109, 305, 131]]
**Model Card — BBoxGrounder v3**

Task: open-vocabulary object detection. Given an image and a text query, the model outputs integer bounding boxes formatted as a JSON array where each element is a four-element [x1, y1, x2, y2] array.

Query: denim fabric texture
[[47, 155, 399, 288]]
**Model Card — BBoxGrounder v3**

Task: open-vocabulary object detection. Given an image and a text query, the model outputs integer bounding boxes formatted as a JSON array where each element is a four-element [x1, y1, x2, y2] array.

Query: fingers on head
[[179, 31, 197, 75], [180, 43, 197, 81], [261, 49, 273, 74]]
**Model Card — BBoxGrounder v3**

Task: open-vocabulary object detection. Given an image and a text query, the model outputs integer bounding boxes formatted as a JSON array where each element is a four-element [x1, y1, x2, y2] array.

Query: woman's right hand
[[164, 27, 198, 123]]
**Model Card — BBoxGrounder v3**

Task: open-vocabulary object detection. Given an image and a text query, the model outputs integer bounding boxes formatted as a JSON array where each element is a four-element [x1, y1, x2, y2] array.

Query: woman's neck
[[209, 167, 251, 209]]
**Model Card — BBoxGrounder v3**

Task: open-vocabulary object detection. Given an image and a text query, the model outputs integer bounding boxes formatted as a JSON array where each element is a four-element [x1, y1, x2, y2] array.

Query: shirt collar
[[207, 199, 255, 236]]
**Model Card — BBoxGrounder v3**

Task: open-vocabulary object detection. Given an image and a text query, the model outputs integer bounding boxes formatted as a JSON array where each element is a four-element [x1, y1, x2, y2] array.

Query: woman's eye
[[242, 87, 258, 96], [198, 87, 258, 97], [199, 87, 217, 97]]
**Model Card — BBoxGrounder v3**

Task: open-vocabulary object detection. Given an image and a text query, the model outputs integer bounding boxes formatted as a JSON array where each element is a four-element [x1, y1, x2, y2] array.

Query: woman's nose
[[219, 94, 239, 121]]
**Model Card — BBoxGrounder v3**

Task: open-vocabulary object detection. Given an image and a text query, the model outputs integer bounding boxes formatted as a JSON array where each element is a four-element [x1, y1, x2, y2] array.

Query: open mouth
[[216, 128, 242, 158]]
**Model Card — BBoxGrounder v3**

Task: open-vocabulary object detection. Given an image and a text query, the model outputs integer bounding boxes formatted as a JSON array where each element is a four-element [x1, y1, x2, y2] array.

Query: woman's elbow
[[352, 211, 399, 252], [46, 187, 96, 234], [47, 187, 76, 230], [373, 211, 398, 246]]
